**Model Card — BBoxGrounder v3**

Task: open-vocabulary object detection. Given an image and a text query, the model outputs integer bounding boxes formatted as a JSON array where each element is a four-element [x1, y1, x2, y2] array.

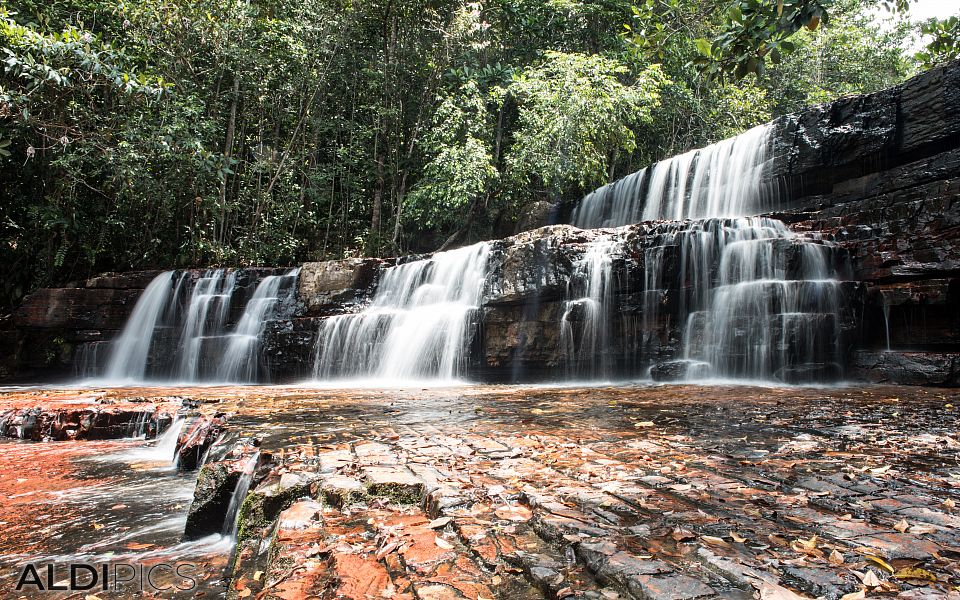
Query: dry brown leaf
[[434, 536, 454, 550], [893, 519, 909, 533], [828, 549, 844, 565], [944, 498, 956, 509], [862, 569, 881, 587], [253, 571, 263, 581], [427, 516, 453, 529], [731, 532, 747, 543], [701, 535, 731, 548], [237, 589, 252, 598], [634, 421, 655, 428], [757, 582, 807, 600], [840, 588, 866, 600], [125, 542, 154, 550]]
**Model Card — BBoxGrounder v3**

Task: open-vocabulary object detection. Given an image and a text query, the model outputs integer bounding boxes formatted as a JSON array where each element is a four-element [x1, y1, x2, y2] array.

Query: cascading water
[[222, 452, 259, 538], [560, 237, 618, 379], [87, 268, 298, 384], [569, 124, 849, 382], [104, 272, 175, 382], [174, 270, 238, 381], [218, 269, 300, 383], [313, 243, 491, 383], [572, 124, 776, 228]]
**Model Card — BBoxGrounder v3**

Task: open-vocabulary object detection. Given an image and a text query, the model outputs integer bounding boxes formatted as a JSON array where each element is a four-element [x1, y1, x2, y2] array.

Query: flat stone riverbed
[[0, 383, 958, 599]]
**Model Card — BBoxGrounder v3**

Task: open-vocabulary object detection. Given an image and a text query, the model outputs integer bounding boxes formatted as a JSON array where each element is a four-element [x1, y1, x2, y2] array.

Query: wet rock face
[[183, 435, 262, 540], [175, 414, 229, 471], [0, 406, 171, 441], [297, 258, 385, 316]]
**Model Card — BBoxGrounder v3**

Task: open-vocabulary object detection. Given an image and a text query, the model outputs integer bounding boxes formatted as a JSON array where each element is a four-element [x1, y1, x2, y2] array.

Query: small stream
[[0, 420, 234, 598]]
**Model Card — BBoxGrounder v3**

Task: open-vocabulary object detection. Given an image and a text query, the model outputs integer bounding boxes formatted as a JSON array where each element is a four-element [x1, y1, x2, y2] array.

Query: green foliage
[[916, 15, 960, 69], [0, 0, 934, 311], [506, 52, 666, 201], [406, 82, 499, 229]]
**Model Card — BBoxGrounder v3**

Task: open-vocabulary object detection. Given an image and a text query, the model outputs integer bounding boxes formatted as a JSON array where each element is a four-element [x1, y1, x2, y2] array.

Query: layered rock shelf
[[2, 60, 959, 385], [2, 384, 958, 599]]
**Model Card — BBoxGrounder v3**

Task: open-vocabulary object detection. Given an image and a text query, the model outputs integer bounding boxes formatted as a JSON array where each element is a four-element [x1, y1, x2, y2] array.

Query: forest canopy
[[0, 0, 956, 310]]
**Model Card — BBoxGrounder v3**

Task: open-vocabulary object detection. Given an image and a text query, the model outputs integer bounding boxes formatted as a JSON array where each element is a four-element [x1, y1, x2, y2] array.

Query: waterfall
[[560, 237, 618, 379], [218, 269, 300, 383], [671, 218, 845, 381], [104, 272, 175, 381], [572, 124, 775, 228], [88, 268, 297, 384], [313, 242, 491, 383], [570, 123, 848, 383], [174, 270, 238, 381], [222, 452, 259, 538]]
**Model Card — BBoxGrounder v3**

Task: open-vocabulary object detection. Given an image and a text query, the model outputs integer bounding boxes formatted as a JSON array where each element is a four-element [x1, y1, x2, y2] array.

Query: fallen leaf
[[828, 549, 844, 565], [861, 569, 881, 587], [944, 498, 956, 509], [435, 536, 454, 550], [840, 588, 866, 600], [427, 517, 453, 529], [634, 421, 655, 428], [893, 519, 909, 533], [238, 589, 252, 598], [125, 542, 154, 550], [865, 555, 894, 574], [701, 535, 731, 548], [757, 582, 807, 600], [893, 566, 937, 582], [253, 571, 263, 581], [731, 532, 747, 543]]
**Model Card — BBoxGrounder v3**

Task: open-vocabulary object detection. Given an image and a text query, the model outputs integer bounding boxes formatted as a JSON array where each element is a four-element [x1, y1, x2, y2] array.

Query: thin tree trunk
[[219, 74, 241, 245]]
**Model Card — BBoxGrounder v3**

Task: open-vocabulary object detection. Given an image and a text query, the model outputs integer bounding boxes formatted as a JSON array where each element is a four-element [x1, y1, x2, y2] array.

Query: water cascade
[[572, 124, 776, 228], [218, 269, 301, 383], [104, 272, 176, 381], [569, 124, 849, 382], [313, 243, 491, 383], [90, 269, 298, 384], [560, 237, 619, 379], [222, 452, 259, 538]]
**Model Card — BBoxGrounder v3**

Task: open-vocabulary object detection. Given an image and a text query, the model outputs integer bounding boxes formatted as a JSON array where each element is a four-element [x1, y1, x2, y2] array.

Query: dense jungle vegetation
[[0, 0, 957, 310]]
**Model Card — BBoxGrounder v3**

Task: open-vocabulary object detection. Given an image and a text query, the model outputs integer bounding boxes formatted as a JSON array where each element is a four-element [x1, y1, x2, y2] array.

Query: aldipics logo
[[15, 562, 198, 593]]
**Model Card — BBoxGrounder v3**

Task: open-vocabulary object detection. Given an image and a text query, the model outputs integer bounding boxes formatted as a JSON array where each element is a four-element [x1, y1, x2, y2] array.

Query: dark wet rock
[[175, 414, 228, 471], [649, 360, 712, 382], [774, 362, 844, 384], [850, 351, 960, 386], [0, 406, 172, 441], [781, 565, 859, 598], [183, 436, 262, 540], [515, 200, 557, 233]]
